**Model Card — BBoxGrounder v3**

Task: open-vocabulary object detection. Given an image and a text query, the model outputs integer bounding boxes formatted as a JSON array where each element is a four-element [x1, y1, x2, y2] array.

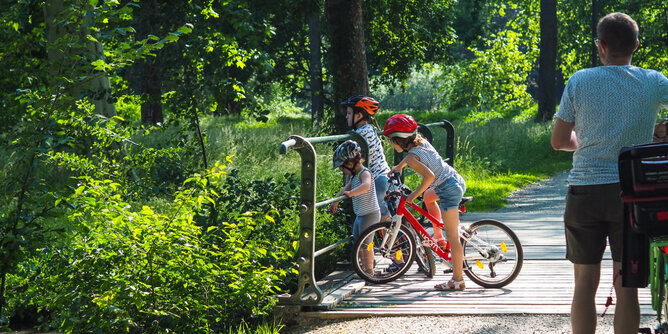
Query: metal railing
[[278, 120, 454, 306]]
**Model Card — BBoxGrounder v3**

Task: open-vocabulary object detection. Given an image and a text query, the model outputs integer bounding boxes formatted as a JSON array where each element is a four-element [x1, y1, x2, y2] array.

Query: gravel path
[[283, 314, 657, 334], [282, 171, 660, 334]]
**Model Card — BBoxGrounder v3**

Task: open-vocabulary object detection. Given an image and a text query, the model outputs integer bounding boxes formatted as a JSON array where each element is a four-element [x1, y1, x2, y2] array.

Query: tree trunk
[[325, 0, 369, 133], [137, 0, 164, 125], [537, 0, 557, 122], [308, 14, 324, 126], [45, 0, 118, 118], [590, 0, 599, 68]]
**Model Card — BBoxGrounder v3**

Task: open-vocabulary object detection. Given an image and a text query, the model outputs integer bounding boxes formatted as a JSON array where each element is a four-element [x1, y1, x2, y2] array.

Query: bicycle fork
[[379, 214, 404, 260]]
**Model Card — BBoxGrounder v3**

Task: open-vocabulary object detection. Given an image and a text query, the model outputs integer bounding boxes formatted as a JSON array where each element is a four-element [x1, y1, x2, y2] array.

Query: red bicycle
[[351, 172, 523, 287]]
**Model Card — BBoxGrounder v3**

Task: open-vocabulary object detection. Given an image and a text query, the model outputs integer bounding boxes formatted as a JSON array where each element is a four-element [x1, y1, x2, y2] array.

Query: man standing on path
[[551, 12, 668, 334]]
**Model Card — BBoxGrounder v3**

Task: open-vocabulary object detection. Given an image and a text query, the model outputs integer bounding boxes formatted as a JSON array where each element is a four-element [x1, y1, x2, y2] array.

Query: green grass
[[200, 107, 572, 212]]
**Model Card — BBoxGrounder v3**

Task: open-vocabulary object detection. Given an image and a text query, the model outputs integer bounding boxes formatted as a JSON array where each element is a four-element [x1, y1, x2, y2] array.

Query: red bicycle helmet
[[382, 114, 418, 138], [341, 96, 380, 116]]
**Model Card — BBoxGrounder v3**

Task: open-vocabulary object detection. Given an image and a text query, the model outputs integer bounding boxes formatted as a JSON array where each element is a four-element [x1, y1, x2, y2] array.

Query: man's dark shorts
[[564, 183, 623, 264]]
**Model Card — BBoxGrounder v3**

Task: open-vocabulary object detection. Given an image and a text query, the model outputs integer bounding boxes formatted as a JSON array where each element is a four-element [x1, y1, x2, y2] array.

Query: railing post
[[439, 120, 456, 167], [277, 132, 370, 306], [280, 135, 322, 304]]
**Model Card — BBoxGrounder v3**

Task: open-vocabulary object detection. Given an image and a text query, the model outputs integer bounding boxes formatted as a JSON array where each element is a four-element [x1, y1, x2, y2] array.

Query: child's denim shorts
[[433, 173, 466, 211]]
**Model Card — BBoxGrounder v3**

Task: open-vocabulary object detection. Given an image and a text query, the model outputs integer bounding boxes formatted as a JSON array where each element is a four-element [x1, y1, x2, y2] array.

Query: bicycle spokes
[[462, 220, 523, 288]]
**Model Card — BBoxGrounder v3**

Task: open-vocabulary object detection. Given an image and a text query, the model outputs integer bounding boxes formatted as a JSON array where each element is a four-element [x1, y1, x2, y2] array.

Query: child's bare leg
[[443, 208, 463, 281], [424, 189, 445, 246], [362, 248, 374, 274]]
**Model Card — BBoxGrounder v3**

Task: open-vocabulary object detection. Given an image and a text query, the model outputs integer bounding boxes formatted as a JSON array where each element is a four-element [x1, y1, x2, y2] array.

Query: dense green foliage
[[558, 0, 668, 77], [0, 0, 667, 332], [6, 164, 298, 333]]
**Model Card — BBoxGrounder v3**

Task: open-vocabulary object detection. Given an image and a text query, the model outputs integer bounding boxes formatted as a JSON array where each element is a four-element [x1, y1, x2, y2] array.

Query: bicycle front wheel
[[462, 219, 523, 288], [352, 222, 416, 284]]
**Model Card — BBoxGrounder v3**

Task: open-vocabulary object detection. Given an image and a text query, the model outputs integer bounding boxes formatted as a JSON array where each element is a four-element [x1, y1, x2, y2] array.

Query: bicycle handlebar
[[388, 171, 412, 195]]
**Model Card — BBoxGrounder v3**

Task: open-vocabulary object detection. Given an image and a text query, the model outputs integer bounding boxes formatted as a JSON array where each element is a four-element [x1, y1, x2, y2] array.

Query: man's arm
[[551, 117, 578, 151]]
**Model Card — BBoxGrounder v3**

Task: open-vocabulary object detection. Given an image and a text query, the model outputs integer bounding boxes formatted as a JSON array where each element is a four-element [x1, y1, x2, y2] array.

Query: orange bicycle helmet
[[341, 96, 380, 116], [382, 114, 418, 138]]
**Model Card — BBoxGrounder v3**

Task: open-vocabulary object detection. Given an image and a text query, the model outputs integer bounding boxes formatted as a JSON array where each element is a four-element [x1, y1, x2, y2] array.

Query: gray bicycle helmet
[[333, 140, 362, 169]]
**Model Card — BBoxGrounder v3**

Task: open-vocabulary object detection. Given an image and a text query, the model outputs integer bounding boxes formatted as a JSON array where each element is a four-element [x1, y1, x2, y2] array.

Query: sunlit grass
[[198, 106, 572, 212]]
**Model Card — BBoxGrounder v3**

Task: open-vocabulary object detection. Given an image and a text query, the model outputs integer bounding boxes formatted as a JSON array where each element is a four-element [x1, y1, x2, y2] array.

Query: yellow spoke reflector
[[366, 242, 374, 252], [476, 260, 484, 269], [500, 242, 508, 253], [395, 250, 403, 261]]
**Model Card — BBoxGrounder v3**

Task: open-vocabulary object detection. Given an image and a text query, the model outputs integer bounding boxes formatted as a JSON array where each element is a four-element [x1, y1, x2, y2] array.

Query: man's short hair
[[597, 12, 639, 58]]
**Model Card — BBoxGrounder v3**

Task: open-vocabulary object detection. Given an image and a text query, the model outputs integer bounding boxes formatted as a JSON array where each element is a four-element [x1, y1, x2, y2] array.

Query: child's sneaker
[[386, 262, 405, 274]]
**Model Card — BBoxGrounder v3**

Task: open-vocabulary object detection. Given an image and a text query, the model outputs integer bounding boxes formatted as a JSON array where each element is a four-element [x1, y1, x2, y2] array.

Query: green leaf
[[91, 59, 110, 72], [140, 206, 154, 216], [177, 24, 193, 34]]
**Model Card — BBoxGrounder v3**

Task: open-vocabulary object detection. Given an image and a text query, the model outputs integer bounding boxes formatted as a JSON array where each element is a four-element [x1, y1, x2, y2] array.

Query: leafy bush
[[6, 162, 297, 333], [440, 29, 538, 116]]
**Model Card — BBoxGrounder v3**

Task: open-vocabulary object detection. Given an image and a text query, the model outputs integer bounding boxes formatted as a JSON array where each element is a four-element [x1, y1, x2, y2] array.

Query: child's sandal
[[434, 279, 466, 291]]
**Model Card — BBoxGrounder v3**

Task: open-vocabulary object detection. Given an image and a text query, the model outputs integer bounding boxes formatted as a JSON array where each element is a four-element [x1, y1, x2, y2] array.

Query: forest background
[[1, 0, 667, 333]]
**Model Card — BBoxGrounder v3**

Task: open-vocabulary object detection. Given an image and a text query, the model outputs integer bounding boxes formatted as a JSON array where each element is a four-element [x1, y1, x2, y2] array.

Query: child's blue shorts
[[433, 173, 466, 211]]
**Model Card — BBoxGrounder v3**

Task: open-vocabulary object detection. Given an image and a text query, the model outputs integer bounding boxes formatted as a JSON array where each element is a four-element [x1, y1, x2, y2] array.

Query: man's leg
[[572, 263, 601, 334], [612, 261, 639, 334]]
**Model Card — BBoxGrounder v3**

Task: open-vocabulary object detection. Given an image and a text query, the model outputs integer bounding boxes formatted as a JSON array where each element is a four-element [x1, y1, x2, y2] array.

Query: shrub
[[440, 29, 538, 115], [7, 161, 297, 333]]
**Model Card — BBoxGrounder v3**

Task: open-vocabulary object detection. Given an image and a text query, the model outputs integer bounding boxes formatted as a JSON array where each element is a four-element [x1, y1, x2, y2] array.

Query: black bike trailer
[[619, 142, 668, 287]]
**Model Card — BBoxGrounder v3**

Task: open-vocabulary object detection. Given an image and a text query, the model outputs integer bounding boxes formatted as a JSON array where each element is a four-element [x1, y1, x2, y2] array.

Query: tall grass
[[200, 108, 572, 212], [455, 120, 572, 210]]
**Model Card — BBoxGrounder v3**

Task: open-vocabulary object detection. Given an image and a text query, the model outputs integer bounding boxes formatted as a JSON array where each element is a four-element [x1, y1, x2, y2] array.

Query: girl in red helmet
[[383, 114, 467, 291]]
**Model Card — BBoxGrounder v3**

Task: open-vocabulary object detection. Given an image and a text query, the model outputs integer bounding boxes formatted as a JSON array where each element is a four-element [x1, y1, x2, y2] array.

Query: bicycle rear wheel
[[352, 222, 416, 284], [462, 219, 523, 288], [403, 218, 436, 278]]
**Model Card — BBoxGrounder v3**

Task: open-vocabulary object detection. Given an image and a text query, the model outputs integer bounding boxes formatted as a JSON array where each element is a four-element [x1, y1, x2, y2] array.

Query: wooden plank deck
[[299, 211, 655, 320]]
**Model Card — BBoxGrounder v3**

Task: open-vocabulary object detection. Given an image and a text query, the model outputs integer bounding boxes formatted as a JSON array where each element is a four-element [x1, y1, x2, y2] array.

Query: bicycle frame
[[382, 193, 492, 268]]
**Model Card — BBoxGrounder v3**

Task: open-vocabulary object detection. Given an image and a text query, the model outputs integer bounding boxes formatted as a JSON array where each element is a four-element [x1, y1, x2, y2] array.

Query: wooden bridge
[[286, 175, 654, 321]]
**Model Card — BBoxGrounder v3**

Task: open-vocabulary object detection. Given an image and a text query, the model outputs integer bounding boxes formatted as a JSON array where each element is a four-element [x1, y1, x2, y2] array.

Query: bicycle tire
[[352, 222, 416, 284], [402, 217, 436, 278], [415, 243, 436, 278], [461, 219, 523, 288]]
